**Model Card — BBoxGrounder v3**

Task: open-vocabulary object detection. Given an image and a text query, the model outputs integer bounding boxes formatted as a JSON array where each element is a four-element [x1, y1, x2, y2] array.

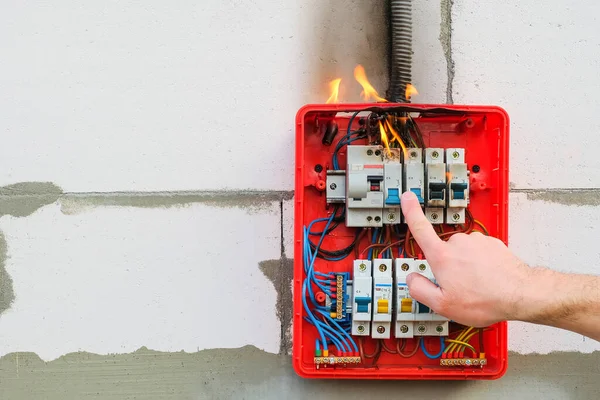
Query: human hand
[[400, 191, 530, 327]]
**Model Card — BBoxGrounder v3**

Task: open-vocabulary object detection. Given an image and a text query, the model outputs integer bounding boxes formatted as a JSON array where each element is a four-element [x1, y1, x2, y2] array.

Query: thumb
[[406, 273, 444, 312]]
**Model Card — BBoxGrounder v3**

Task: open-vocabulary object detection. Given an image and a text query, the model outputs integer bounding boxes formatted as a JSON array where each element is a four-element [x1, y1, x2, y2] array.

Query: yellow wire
[[445, 339, 477, 355], [446, 327, 470, 353], [459, 331, 481, 354], [445, 326, 473, 354], [473, 220, 489, 236]]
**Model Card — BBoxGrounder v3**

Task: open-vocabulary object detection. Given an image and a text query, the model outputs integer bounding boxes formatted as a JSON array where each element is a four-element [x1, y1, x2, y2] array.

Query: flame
[[385, 119, 407, 159], [325, 78, 342, 104], [405, 84, 419, 101], [354, 65, 388, 102], [378, 121, 392, 157]]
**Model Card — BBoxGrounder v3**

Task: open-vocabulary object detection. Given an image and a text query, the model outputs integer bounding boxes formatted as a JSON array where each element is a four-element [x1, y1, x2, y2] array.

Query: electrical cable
[[381, 340, 398, 354], [315, 309, 358, 353], [358, 337, 381, 359], [445, 339, 477, 355], [420, 337, 445, 359], [397, 338, 421, 358]]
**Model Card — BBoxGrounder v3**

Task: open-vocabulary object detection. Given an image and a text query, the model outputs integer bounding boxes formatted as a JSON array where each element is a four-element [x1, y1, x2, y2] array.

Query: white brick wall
[[0, 0, 598, 362]]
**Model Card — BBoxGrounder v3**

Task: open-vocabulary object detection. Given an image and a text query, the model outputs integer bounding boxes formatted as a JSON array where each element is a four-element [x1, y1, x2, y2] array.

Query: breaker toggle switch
[[400, 298, 413, 313], [410, 188, 424, 203], [377, 299, 389, 313], [386, 188, 401, 205], [451, 182, 468, 200], [356, 297, 371, 313], [428, 182, 446, 201]]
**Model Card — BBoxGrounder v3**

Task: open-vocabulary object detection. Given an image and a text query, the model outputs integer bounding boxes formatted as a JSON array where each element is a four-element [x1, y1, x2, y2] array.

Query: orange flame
[[378, 121, 392, 157], [385, 119, 407, 159], [326, 78, 342, 104], [354, 65, 388, 102], [405, 84, 418, 101]]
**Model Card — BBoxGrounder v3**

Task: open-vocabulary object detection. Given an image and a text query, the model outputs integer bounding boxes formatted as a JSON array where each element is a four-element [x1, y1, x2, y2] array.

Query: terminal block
[[394, 258, 448, 338], [424, 148, 446, 224], [371, 259, 393, 339], [325, 273, 351, 322], [351, 260, 373, 336], [440, 358, 487, 367], [445, 148, 469, 224], [403, 148, 425, 205]]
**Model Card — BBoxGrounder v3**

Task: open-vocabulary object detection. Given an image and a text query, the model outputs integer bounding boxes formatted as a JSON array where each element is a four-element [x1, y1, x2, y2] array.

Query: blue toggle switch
[[410, 188, 424, 204], [385, 188, 401, 205], [355, 297, 371, 313]]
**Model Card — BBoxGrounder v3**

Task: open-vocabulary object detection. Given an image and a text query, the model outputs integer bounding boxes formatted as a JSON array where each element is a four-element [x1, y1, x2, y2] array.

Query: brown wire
[[381, 340, 397, 354], [398, 337, 421, 358], [359, 243, 392, 258], [354, 228, 368, 258], [358, 337, 380, 359], [395, 338, 407, 353], [377, 240, 407, 257]]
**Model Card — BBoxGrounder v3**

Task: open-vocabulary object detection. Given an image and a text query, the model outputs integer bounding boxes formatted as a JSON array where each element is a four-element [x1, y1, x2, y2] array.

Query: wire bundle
[[303, 212, 358, 356]]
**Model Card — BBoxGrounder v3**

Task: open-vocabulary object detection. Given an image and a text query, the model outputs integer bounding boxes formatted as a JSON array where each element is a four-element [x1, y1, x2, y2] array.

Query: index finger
[[401, 191, 444, 255]]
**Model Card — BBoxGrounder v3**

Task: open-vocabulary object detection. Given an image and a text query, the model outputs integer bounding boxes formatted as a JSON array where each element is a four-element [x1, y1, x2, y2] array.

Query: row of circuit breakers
[[326, 146, 470, 225], [327, 258, 448, 339]]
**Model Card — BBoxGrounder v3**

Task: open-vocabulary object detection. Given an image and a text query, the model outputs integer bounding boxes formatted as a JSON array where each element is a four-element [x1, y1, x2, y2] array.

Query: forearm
[[516, 267, 600, 341]]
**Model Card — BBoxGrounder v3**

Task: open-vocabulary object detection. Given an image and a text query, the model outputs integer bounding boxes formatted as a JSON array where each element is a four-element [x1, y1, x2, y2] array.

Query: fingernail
[[406, 273, 414, 284]]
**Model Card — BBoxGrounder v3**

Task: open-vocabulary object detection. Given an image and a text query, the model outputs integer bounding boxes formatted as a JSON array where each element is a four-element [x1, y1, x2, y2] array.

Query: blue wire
[[420, 336, 446, 359], [315, 309, 358, 353], [316, 318, 350, 352], [368, 228, 379, 260], [302, 212, 336, 349], [332, 111, 361, 169], [302, 317, 345, 352], [302, 280, 328, 349]]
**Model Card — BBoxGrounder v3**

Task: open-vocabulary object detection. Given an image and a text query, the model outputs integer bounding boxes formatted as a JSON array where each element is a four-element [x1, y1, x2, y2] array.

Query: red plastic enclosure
[[293, 103, 509, 380]]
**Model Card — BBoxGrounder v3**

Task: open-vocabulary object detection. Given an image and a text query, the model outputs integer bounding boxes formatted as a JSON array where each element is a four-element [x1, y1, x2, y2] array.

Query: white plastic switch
[[445, 148, 469, 224], [393, 258, 449, 338], [394, 258, 416, 338], [425, 148, 446, 224], [383, 161, 402, 225], [346, 146, 384, 227], [351, 259, 373, 336], [403, 148, 425, 206], [371, 259, 393, 339]]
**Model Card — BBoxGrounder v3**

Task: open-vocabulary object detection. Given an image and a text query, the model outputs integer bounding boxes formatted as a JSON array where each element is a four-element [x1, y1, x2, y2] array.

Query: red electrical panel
[[293, 103, 509, 380]]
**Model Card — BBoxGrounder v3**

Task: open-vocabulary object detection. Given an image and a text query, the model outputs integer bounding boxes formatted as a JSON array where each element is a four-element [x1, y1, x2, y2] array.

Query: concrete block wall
[[0, 1, 598, 398]]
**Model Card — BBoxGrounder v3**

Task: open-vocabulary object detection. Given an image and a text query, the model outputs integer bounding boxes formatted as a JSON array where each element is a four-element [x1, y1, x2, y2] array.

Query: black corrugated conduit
[[388, 0, 412, 102]]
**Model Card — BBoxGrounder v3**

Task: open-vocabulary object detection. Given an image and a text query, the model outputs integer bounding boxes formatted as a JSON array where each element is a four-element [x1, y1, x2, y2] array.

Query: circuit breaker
[[403, 148, 425, 205], [371, 259, 393, 339], [446, 148, 469, 224], [394, 258, 449, 338], [351, 259, 373, 336], [346, 146, 384, 227], [424, 148, 446, 224], [346, 145, 402, 227], [383, 160, 402, 225]]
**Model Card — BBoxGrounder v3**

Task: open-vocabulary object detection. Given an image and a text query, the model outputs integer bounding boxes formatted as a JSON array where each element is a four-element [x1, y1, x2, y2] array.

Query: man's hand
[[401, 191, 531, 327], [401, 190, 600, 340]]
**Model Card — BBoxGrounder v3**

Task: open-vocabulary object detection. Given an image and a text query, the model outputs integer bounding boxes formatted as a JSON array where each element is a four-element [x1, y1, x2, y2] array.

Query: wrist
[[513, 266, 566, 324]]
